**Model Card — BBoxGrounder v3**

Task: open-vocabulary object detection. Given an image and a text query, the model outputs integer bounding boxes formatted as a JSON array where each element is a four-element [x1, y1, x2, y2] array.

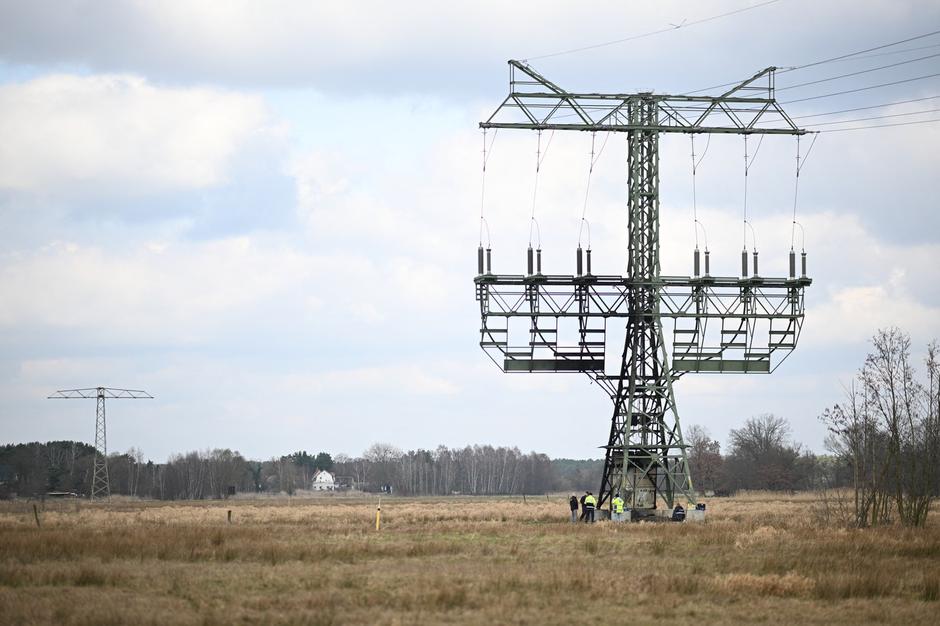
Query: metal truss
[[482, 61, 804, 135], [48, 387, 153, 501], [49, 388, 153, 400], [476, 273, 810, 377], [474, 60, 811, 514]]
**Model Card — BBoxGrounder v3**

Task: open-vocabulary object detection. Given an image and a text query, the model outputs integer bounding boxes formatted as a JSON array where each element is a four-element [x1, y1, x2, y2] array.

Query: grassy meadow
[[0, 492, 938, 625]]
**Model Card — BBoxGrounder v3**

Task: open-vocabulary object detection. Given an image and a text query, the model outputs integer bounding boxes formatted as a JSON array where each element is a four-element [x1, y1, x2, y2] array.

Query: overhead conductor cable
[[523, 0, 784, 62], [685, 28, 940, 95]]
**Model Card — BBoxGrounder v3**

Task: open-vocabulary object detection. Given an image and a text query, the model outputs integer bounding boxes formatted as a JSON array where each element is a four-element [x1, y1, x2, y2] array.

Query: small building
[[311, 470, 335, 491]]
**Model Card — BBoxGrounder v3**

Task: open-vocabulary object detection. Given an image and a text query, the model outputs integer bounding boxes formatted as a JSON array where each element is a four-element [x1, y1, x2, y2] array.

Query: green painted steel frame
[[474, 60, 810, 513]]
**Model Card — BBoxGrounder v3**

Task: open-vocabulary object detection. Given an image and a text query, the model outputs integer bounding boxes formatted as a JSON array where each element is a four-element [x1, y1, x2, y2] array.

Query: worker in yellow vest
[[583, 491, 597, 523], [612, 494, 625, 522]]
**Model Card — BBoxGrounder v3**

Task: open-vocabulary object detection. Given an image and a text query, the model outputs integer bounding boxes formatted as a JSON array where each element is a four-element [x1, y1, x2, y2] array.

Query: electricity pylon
[[474, 61, 811, 515], [48, 387, 153, 500]]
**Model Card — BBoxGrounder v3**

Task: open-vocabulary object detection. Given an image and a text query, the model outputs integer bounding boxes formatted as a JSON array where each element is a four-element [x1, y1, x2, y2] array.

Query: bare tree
[[823, 329, 939, 527], [363, 443, 402, 490], [685, 425, 723, 494], [724, 414, 808, 492], [862, 328, 936, 526], [821, 381, 892, 526], [126, 447, 144, 496]]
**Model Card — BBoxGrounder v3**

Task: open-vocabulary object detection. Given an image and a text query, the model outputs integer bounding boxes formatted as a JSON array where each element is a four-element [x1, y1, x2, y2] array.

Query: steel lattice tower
[[474, 61, 812, 514], [48, 387, 153, 501], [601, 96, 688, 508]]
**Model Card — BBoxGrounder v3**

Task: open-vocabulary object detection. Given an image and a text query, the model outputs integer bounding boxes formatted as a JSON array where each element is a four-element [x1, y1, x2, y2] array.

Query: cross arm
[[48, 388, 154, 399], [480, 60, 806, 135]]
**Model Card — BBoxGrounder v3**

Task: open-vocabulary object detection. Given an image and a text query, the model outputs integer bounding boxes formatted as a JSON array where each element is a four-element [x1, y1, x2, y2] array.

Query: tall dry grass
[[0, 493, 937, 624]]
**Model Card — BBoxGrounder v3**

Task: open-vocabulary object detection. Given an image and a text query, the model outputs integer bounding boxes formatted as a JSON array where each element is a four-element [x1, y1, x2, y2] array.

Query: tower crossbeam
[[481, 61, 805, 136]]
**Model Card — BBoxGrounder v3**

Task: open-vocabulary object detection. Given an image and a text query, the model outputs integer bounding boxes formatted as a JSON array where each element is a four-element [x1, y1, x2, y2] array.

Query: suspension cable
[[743, 136, 748, 250], [529, 129, 555, 247], [790, 133, 819, 251], [743, 134, 764, 251], [578, 131, 611, 248], [479, 129, 498, 246], [690, 134, 711, 251]]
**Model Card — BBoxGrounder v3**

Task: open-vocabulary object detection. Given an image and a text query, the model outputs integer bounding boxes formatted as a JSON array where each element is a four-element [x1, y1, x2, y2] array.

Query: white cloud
[[807, 284, 939, 346], [0, 237, 316, 340], [0, 74, 271, 193]]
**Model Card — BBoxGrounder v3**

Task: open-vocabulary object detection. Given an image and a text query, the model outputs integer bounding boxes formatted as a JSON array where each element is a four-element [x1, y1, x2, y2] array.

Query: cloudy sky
[[1, 0, 938, 462]]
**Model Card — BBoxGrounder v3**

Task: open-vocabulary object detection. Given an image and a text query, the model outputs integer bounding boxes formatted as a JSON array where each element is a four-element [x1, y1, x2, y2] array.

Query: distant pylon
[[48, 387, 153, 501]]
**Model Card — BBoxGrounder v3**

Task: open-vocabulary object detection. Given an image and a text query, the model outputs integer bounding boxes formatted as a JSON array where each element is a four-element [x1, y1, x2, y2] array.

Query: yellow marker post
[[375, 498, 382, 531]]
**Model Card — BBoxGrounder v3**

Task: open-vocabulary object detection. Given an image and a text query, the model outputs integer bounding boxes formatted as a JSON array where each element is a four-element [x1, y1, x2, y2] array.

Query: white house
[[311, 470, 335, 491]]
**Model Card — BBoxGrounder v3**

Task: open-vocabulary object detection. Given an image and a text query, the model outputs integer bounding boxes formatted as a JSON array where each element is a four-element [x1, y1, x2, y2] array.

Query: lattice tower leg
[[599, 97, 694, 512], [91, 388, 110, 501]]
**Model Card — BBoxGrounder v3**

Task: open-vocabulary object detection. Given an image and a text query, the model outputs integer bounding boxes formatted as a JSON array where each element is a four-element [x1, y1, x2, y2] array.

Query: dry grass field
[[0, 492, 938, 625]]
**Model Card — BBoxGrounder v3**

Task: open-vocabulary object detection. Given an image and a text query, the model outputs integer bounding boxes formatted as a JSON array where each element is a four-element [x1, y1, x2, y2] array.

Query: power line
[[781, 72, 940, 104], [789, 94, 940, 120], [524, 0, 784, 62], [776, 51, 940, 91], [778, 28, 940, 74], [752, 94, 940, 125], [806, 107, 940, 127], [818, 117, 940, 132], [685, 28, 940, 95], [811, 42, 940, 64]]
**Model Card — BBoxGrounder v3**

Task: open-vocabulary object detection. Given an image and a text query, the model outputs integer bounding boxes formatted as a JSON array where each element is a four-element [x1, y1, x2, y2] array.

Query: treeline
[[0, 446, 336, 500], [336, 443, 554, 496], [685, 414, 832, 495], [0, 430, 827, 501], [0, 442, 557, 499], [0, 441, 96, 498]]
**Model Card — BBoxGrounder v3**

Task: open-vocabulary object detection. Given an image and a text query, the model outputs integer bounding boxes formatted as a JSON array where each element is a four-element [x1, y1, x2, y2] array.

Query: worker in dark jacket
[[579, 492, 588, 521], [583, 491, 597, 523], [569, 494, 579, 523]]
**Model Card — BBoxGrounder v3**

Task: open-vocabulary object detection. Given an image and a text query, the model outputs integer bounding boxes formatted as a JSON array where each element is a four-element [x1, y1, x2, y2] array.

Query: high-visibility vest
[[612, 497, 624, 514], [584, 495, 596, 507]]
